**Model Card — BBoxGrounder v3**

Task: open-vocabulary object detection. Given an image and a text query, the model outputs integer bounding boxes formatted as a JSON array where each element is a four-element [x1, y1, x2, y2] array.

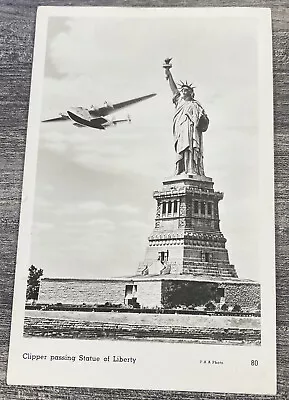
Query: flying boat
[[42, 93, 156, 130]]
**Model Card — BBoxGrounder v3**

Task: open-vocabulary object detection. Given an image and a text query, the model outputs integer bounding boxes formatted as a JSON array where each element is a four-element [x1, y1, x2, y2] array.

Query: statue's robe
[[172, 92, 206, 175]]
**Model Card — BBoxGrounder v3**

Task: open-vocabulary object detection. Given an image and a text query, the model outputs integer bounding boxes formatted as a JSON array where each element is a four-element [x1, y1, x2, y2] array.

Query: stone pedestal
[[137, 174, 238, 278]]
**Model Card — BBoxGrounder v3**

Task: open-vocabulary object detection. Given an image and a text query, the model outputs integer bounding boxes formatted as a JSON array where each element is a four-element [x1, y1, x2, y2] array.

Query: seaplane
[[42, 93, 156, 130]]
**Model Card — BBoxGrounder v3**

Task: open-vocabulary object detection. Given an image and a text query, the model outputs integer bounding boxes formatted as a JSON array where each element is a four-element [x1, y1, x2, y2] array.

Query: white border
[[7, 7, 276, 395]]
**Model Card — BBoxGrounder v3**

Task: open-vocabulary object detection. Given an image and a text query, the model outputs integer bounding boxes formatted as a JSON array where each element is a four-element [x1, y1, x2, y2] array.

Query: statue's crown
[[178, 80, 195, 91]]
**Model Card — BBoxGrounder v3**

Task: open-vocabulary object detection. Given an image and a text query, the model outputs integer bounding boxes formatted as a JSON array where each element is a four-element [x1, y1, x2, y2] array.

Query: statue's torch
[[163, 58, 172, 80]]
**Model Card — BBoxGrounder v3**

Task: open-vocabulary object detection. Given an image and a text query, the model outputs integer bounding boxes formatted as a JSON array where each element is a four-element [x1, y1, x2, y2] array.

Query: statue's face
[[181, 87, 194, 100]]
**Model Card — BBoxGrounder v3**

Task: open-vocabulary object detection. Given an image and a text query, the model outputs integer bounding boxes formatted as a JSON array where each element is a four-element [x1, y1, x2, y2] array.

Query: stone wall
[[38, 278, 261, 312], [160, 280, 260, 311], [136, 280, 162, 308], [222, 282, 261, 311], [38, 278, 127, 305], [24, 316, 261, 345]]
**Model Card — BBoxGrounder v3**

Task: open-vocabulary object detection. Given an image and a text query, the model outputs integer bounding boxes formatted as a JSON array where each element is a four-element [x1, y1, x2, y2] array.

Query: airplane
[[66, 111, 131, 130], [42, 93, 156, 130]]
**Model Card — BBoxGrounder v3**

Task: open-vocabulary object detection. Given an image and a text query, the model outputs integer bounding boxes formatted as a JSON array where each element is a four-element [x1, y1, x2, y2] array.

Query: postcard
[[7, 6, 276, 395]]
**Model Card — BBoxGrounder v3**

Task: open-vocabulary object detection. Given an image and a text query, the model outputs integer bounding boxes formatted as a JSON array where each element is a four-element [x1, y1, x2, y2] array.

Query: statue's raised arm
[[163, 58, 178, 95]]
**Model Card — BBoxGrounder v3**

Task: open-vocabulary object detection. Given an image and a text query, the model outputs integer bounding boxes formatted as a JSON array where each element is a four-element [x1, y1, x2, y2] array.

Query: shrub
[[232, 304, 242, 313], [205, 301, 216, 311], [221, 303, 229, 311]]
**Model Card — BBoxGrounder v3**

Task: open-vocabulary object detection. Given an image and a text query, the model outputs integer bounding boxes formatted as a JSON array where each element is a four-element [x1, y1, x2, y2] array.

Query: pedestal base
[[139, 174, 238, 279], [163, 173, 213, 190]]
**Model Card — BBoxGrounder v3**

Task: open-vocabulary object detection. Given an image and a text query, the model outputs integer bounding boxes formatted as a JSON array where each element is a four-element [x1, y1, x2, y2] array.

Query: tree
[[26, 265, 43, 300], [162, 281, 220, 309]]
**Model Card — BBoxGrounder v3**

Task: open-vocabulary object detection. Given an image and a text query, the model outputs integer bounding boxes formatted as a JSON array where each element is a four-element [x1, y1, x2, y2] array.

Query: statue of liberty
[[163, 58, 209, 176]]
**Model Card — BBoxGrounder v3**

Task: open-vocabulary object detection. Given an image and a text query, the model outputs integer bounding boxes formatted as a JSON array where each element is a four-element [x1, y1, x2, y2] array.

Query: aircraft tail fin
[[112, 114, 132, 125]]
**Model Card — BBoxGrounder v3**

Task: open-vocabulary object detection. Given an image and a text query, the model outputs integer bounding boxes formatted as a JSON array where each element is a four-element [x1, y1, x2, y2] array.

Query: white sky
[[30, 11, 261, 281]]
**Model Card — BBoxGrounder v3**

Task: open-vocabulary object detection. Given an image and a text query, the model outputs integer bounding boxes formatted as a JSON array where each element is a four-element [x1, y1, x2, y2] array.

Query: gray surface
[[0, 1, 288, 399]]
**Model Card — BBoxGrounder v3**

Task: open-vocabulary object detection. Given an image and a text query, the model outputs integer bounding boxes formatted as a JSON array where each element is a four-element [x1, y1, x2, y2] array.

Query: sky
[[29, 10, 261, 281]]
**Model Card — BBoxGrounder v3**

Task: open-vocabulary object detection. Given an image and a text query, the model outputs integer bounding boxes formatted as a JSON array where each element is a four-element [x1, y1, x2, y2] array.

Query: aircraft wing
[[96, 93, 156, 116], [42, 114, 69, 122], [42, 107, 91, 123]]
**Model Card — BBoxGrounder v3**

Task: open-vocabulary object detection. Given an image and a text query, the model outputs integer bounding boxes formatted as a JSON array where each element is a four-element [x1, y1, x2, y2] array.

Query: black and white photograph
[[7, 6, 276, 395]]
